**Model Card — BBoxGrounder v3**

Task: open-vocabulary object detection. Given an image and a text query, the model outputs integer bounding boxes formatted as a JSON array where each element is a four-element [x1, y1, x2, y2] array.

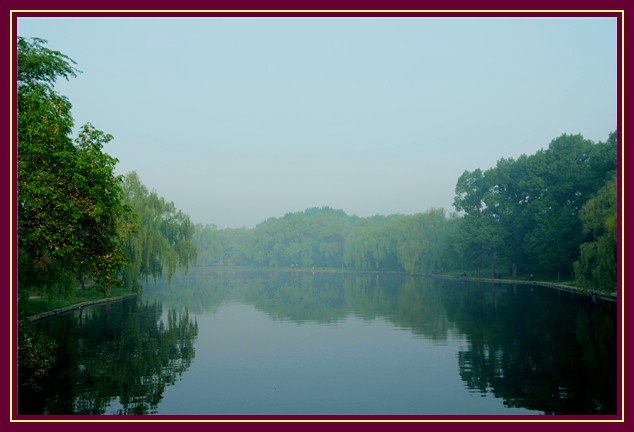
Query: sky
[[17, 17, 617, 228]]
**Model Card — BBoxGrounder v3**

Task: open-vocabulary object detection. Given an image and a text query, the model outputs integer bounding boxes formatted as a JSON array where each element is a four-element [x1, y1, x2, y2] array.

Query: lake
[[20, 269, 617, 416]]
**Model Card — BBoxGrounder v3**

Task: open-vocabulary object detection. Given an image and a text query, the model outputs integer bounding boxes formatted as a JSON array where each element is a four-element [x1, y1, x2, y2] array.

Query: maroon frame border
[[4, 1, 625, 430]]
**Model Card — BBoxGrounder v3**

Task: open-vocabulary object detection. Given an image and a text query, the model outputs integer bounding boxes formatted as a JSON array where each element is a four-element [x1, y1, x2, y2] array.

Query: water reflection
[[146, 269, 616, 415], [21, 297, 198, 414], [442, 283, 616, 414], [24, 270, 616, 415], [146, 270, 452, 339]]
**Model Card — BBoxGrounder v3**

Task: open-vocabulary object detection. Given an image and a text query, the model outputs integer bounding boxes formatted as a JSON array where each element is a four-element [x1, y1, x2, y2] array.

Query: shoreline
[[26, 293, 138, 323], [427, 274, 617, 302], [24, 268, 616, 323], [192, 265, 618, 303]]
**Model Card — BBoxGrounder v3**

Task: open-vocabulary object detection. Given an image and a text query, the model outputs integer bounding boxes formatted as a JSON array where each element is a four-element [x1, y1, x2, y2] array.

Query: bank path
[[27, 293, 137, 323], [429, 274, 617, 302]]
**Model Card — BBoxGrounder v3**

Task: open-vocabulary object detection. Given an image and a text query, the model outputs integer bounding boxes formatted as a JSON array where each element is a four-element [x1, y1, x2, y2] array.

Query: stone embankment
[[431, 274, 617, 302], [27, 293, 137, 323]]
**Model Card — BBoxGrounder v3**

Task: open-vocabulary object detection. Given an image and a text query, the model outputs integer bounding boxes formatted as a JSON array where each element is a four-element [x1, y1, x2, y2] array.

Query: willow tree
[[394, 208, 453, 275], [17, 37, 131, 297], [573, 172, 617, 292], [120, 172, 197, 291]]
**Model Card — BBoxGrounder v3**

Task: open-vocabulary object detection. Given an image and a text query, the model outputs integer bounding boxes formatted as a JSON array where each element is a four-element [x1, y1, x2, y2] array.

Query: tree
[[522, 134, 616, 278], [17, 318, 57, 392], [394, 209, 453, 275], [453, 169, 506, 276], [451, 133, 616, 280], [484, 154, 539, 276], [573, 172, 617, 292], [120, 172, 197, 291], [343, 215, 404, 271], [192, 224, 225, 266], [245, 207, 356, 269], [17, 37, 131, 297]]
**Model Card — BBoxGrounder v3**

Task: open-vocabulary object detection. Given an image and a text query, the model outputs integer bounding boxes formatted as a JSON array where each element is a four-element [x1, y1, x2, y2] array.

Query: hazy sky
[[17, 17, 617, 228]]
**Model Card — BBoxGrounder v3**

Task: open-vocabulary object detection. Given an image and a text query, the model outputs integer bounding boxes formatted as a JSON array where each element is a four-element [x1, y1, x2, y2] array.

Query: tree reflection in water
[[20, 297, 198, 415], [152, 270, 616, 415], [154, 270, 616, 415], [443, 283, 616, 415], [21, 270, 616, 415]]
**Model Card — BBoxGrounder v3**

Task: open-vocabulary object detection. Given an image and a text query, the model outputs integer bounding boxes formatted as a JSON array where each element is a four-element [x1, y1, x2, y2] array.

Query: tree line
[[192, 132, 617, 293], [454, 132, 616, 289], [17, 36, 617, 300]]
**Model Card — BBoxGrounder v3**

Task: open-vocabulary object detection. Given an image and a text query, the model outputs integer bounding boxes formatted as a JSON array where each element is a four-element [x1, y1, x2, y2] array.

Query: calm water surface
[[22, 270, 617, 416]]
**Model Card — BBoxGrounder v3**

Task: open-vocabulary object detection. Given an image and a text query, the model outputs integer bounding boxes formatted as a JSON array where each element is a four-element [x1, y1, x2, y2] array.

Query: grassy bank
[[19, 286, 135, 318]]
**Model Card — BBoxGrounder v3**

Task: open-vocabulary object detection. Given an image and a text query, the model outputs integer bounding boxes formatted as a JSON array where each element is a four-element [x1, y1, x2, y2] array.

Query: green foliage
[[120, 172, 197, 291], [453, 168, 507, 276], [453, 168, 488, 214], [22, 300, 198, 414], [192, 224, 225, 266], [19, 286, 133, 318], [17, 37, 79, 86], [522, 134, 615, 277], [192, 207, 457, 275], [452, 132, 617, 284], [455, 212, 506, 277], [17, 318, 57, 390], [189, 132, 616, 292], [245, 206, 357, 268], [574, 172, 617, 292], [17, 37, 131, 297]]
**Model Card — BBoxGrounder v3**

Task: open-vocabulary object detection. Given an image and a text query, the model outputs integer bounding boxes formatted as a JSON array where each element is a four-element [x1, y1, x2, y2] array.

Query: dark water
[[20, 270, 617, 416]]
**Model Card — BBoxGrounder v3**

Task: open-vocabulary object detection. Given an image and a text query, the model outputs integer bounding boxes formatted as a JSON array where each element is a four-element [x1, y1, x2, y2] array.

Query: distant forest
[[193, 132, 617, 293]]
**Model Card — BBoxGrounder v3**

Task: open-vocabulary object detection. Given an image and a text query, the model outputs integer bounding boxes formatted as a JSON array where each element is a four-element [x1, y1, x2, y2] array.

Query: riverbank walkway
[[430, 274, 617, 302], [26, 293, 137, 323]]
